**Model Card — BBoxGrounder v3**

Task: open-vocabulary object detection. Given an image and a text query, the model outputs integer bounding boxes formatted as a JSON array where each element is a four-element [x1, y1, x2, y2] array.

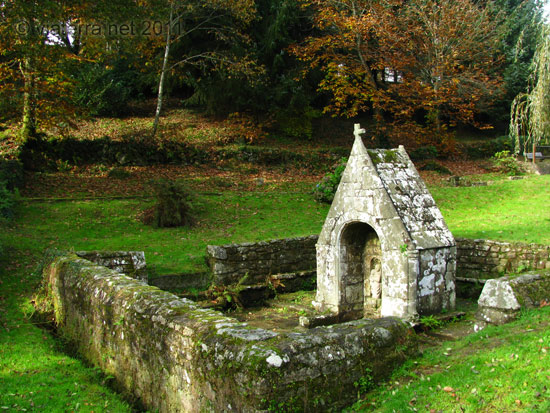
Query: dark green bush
[[0, 180, 17, 220], [0, 159, 24, 190], [463, 136, 514, 159], [420, 161, 452, 175], [150, 179, 194, 228], [409, 145, 438, 161], [313, 157, 347, 204], [73, 61, 138, 117]]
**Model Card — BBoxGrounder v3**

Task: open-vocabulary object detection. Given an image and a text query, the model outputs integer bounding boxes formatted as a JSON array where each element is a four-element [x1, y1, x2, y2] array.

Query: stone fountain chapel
[[314, 124, 457, 321]]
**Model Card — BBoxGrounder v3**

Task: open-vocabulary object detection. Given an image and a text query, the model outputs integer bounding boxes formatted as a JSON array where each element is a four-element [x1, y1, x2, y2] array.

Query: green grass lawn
[[0, 174, 549, 411], [351, 306, 550, 412], [431, 175, 550, 244], [0, 251, 133, 412]]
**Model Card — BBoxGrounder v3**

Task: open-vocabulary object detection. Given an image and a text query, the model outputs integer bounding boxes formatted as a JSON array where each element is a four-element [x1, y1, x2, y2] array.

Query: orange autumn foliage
[[292, 0, 505, 152]]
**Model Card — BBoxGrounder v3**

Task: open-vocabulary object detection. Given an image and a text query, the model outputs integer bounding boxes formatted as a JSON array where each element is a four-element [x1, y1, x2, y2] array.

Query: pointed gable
[[368, 147, 455, 249]]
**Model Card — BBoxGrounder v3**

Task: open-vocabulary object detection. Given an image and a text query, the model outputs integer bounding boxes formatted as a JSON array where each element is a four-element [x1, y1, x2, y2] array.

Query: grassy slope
[[431, 175, 550, 245], [351, 307, 550, 412], [1, 175, 549, 411], [0, 250, 133, 412]]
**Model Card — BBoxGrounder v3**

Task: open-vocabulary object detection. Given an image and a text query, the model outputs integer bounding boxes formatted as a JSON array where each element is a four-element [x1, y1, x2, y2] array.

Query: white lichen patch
[[266, 353, 284, 368]]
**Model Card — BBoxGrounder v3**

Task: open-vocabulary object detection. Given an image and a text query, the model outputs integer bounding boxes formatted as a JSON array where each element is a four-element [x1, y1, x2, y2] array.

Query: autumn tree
[[293, 0, 506, 150], [0, 1, 75, 140], [0, 0, 144, 139], [400, 1, 504, 129]]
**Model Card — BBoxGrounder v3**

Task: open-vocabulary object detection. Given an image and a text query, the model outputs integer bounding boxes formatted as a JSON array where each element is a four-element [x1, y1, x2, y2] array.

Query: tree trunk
[[21, 56, 37, 141], [151, 5, 174, 139]]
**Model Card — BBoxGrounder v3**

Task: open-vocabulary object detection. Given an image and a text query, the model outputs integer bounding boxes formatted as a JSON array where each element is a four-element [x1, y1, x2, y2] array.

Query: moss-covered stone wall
[[43, 250, 416, 412], [207, 236, 318, 285], [208, 236, 550, 294], [456, 238, 550, 278], [75, 250, 147, 282]]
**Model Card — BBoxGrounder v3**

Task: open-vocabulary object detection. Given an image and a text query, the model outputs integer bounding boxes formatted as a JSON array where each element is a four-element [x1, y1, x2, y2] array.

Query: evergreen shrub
[[313, 157, 347, 203], [150, 179, 194, 227]]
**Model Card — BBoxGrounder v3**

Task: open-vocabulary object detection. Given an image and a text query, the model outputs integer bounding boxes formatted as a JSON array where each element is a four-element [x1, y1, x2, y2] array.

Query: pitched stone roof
[[367, 146, 455, 249]]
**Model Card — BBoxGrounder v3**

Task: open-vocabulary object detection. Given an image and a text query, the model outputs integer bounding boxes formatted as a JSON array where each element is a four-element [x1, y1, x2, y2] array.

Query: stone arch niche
[[338, 222, 382, 318], [314, 124, 457, 322]]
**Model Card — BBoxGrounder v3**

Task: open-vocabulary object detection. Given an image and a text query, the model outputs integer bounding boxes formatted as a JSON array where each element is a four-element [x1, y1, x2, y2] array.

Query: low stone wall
[[148, 272, 210, 291], [475, 270, 550, 329], [76, 250, 147, 282], [208, 236, 550, 287], [456, 238, 550, 278], [43, 251, 416, 412], [207, 235, 317, 285]]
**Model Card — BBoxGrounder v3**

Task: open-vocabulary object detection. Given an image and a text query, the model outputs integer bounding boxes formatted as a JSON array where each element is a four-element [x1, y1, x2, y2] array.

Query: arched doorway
[[339, 222, 382, 319]]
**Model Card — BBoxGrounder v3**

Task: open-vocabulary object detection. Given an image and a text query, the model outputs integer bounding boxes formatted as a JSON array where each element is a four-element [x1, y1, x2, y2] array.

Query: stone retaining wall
[[456, 238, 550, 278], [76, 250, 147, 282], [207, 237, 550, 285], [43, 250, 416, 412], [148, 272, 210, 291], [207, 235, 317, 285]]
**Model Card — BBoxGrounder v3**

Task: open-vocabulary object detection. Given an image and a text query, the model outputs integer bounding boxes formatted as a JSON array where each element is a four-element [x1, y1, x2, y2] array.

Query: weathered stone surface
[[456, 238, 550, 278], [206, 235, 317, 285], [149, 272, 211, 290], [475, 270, 550, 330], [43, 250, 417, 412], [316, 127, 456, 321], [76, 250, 147, 282]]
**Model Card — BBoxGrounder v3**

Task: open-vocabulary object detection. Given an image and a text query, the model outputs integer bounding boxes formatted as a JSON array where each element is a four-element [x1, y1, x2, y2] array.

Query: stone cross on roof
[[354, 123, 366, 141]]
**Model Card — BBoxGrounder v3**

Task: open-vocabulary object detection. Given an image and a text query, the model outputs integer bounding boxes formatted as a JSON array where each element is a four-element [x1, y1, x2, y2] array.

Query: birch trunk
[[151, 5, 174, 139]]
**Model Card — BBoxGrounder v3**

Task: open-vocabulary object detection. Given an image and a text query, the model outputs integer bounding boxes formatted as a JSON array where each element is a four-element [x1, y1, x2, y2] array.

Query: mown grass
[[7, 192, 328, 275], [1, 174, 549, 411], [0, 250, 133, 412], [431, 175, 550, 244], [351, 306, 550, 412]]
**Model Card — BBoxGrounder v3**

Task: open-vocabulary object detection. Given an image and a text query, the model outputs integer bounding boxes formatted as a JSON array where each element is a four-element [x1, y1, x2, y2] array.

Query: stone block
[[475, 270, 550, 329]]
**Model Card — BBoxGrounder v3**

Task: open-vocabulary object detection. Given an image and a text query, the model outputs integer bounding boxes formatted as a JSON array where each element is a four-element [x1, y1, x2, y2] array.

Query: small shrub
[[313, 157, 347, 204], [354, 368, 374, 395], [420, 161, 452, 175], [148, 179, 194, 228], [107, 167, 132, 179], [492, 150, 523, 176], [419, 314, 443, 329], [409, 145, 438, 161], [0, 180, 17, 219]]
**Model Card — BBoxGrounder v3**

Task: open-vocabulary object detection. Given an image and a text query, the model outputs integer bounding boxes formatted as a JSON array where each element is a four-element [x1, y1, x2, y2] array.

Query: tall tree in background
[[401, 0, 504, 130], [510, 22, 550, 158], [0, 0, 75, 140], [0, 0, 143, 139], [493, 0, 544, 123], [145, 0, 257, 138], [292, 0, 505, 150]]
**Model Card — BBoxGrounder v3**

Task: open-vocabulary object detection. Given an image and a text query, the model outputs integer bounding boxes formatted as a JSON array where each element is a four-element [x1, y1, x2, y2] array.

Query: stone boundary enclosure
[[76, 250, 147, 282], [206, 235, 317, 285], [456, 238, 550, 277], [207, 236, 550, 285], [43, 250, 416, 412]]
